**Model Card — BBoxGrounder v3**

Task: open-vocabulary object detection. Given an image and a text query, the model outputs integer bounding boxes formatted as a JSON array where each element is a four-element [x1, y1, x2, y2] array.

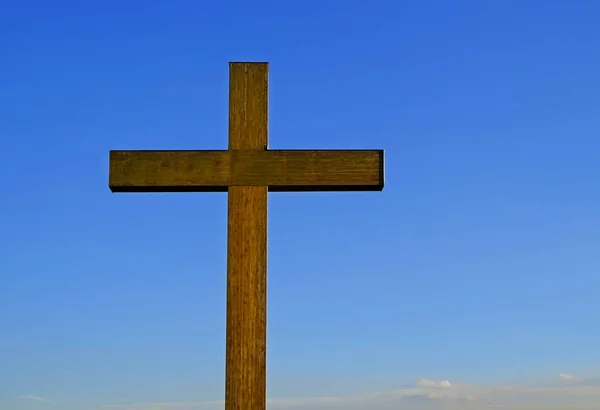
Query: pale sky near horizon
[[1, 1, 600, 409]]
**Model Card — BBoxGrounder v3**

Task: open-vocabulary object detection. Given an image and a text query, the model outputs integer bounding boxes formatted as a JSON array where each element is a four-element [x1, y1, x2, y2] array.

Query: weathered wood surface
[[109, 149, 383, 192], [225, 62, 268, 410]]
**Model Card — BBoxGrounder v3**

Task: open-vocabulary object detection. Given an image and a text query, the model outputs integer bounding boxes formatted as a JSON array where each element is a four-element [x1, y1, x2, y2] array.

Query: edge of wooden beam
[[229, 61, 269, 64], [379, 149, 385, 190], [110, 185, 229, 193]]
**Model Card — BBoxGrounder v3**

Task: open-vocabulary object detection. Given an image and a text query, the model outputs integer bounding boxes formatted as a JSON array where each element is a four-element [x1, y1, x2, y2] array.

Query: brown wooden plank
[[109, 150, 230, 192], [231, 149, 384, 191], [109, 149, 384, 192], [225, 62, 268, 410]]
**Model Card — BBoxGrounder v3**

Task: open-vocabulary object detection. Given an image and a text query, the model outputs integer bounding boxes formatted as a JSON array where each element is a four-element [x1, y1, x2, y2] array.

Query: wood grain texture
[[225, 62, 268, 410], [109, 149, 384, 192]]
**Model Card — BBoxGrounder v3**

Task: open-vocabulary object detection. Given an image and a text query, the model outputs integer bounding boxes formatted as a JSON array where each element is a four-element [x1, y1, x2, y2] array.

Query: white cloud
[[20, 395, 51, 402], [102, 402, 221, 409], [99, 376, 600, 410], [416, 378, 453, 388], [560, 373, 581, 382]]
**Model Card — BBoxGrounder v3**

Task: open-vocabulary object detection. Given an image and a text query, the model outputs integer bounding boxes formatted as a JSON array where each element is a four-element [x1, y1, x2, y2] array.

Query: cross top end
[[108, 62, 384, 193]]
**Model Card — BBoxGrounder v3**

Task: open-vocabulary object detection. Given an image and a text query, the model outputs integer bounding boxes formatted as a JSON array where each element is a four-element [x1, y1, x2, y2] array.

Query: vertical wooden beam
[[226, 62, 269, 410]]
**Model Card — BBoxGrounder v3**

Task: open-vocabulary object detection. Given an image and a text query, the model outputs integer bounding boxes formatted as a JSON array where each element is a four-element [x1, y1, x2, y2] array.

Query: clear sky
[[1, 1, 599, 409]]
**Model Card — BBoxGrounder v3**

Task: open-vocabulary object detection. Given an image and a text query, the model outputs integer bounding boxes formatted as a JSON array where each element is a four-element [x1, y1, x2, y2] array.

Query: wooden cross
[[109, 62, 384, 410]]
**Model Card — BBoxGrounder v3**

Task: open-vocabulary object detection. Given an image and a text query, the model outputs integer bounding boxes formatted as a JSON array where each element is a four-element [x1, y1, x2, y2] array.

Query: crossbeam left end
[[108, 150, 229, 193]]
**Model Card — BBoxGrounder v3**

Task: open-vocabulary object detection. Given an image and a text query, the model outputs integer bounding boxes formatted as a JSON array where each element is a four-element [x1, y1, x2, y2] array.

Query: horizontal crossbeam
[[109, 149, 384, 192]]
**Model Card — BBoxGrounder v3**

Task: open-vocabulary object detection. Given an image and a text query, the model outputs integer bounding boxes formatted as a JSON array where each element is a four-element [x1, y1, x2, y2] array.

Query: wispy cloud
[[560, 373, 581, 382], [101, 375, 600, 410], [416, 378, 453, 388], [20, 395, 51, 403], [102, 402, 221, 409]]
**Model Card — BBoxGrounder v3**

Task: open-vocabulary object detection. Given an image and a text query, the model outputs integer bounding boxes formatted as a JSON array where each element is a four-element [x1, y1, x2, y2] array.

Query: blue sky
[[1, 1, 599, 409]]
